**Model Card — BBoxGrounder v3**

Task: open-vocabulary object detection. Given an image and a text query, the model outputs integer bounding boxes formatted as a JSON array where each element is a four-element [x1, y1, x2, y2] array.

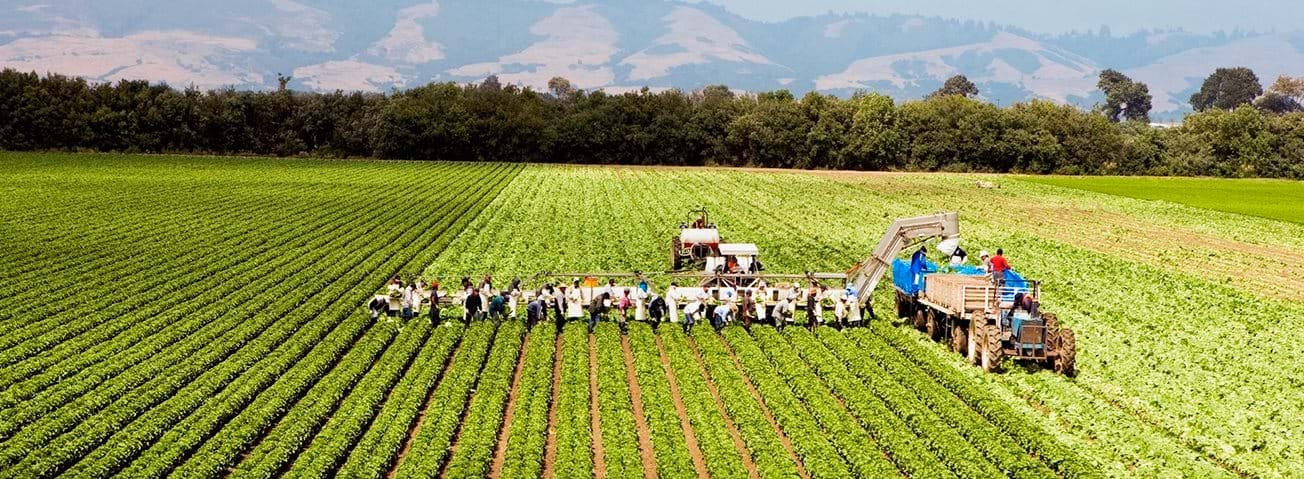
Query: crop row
[[690, 331, 802, 479], [658, 329, 749, 479], [749, 327, 915, 478], [229, 321, 432, 479], [551, 322, 594, 478], [0, 169, 445, 477], [719, 327, 852, 478], [498, 322, 558, 479], [0, 162, 381, 344], [61, 179, 477, 479], [861, 323, 1101, 479], [593, 324, 645, 479], [626, 324, 698, 478], [786, 326, 996, 479], [817, 328, 1058, 479], [5, 163, 518, 478], [333, 322, 467, 479], [285, 322, 460, 478], [391, 320, 499, 478], [0, 170, 405, 408], [442, 320, 527, 478]]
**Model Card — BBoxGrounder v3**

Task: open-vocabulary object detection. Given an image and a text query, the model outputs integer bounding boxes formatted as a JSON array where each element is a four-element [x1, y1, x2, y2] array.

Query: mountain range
[[3, 0, 1303, 119]]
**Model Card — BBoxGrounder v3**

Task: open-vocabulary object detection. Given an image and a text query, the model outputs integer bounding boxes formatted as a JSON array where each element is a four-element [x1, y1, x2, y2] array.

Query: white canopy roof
[[718, 243, 759, 256]]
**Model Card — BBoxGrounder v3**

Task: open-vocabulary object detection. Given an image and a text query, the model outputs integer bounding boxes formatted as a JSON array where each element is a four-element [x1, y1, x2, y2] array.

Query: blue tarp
[[891, 258, 1031, 301]]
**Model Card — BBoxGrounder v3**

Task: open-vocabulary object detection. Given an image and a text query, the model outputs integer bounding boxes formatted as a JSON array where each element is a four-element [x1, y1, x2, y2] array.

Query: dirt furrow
[[686, 337, 760, 479], [589, 333, 609, 479], [655, 335, 711, 479], [620, 335, 658, 479], [386, 336, 465, 479], [542, 333, 563, 478], [488, 329, 532, 479], [719, 337, 810, 479]]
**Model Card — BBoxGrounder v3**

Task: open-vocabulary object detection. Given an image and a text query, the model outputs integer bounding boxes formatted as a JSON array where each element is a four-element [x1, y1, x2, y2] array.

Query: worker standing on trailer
[[979, 251, 992, 273], [989, 248, 1011, 287], [648, 293, 667, 330]]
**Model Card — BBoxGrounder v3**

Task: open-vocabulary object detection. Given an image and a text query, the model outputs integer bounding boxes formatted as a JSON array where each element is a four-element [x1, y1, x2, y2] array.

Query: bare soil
[[719, 338, 810, 479], [542, 334, 563, 479], [589, 333, 608, 479], [620, 335, 659, 479], [489, 330, 532, 479], [655, 334, 711, 479], [686, 337, 760, 479]]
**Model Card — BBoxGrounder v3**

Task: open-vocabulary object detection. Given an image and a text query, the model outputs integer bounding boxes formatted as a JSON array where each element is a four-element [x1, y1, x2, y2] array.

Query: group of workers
[[368, 273, 872, 335]]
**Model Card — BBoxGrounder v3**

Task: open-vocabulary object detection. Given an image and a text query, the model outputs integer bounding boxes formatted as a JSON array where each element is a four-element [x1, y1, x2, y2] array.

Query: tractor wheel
[[895, 294, 907, 319], [925, 310, 940, 341], [913, 309, 927, 331], [1054, 328, 1077, 376], [1043, 313, 1061, 344], [950, 322, 968, 356], [982, 324, 1004, 372], [670, 236, 683, 270]]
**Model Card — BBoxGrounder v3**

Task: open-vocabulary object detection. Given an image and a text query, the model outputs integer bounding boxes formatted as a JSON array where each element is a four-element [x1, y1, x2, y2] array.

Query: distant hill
[[3, 0, 1302, 118]]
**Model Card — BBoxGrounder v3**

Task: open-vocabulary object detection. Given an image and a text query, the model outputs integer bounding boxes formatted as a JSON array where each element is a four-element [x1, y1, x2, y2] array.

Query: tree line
[[1, 68, 1302, 178]]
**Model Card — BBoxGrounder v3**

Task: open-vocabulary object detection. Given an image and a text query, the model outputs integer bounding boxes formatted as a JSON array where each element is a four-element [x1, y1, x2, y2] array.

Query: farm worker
[[410, 284, 422, 318], [911, 246, 929, 287], [979, 251, 991, 273], [566, 281, 585, 321], [648, 293, 667, 330], [589, 293, 609, 334], [712, 304, 733, 331], [772, 295, 790, 331], [526, 297, 545, 327], [401, 285, 416, 320], [719, 284, 736, 304], [805, 284, 821, 331], [617, 289, 633, 334], [387, 276, 402, 294], [480, 274, 494, 293], [428, 282, 442, 324], [950, 246, 968, 267], [754, 287, 769, 326], [369, 294, 388, 321], [633, 286, 648, 322], [463, 288, 483, 323], [989, 249, 1011, 287], [507, 278, 522, 319], [604, 279, 616, 304], [488, 293, 505, 321], [551, 284, 566, 323], [666, 282, 680, 323], [741, 290, 756, 330], [682, 298, 700, 334], [833, 291, 847, 330], [844, 286, 862, 328], [460, 276, 473, 291]]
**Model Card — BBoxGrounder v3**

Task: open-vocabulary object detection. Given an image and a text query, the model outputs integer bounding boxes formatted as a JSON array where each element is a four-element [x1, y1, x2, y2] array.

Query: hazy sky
[[687, 0, 1304, 34]]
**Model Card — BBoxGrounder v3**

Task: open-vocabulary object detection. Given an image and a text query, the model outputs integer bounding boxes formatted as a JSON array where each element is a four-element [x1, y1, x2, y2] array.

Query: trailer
[[893, 263, 1077, 375]]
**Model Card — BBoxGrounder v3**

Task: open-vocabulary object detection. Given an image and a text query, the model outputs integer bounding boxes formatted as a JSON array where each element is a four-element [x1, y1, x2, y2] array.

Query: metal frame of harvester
[[441, 208, 1076, 376]]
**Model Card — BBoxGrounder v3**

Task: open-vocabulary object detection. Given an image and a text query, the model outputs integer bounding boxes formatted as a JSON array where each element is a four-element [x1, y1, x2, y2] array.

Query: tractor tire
[[1054, 328, 1077, 376], [950, 322, 968, 356], [895, 294, 907, 319], [925, 310, 940, 341], [913, 309, 927, 331], [1043, 313, 1061, 345], [670, 236, 683, 270], [982, 324, 1004, 373]]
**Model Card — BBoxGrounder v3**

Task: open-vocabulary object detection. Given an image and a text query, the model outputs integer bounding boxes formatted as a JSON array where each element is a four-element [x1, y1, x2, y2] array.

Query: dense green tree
[[927, 75, 979, 99], [1097, 69, 1153, 122], [1182, 105, 1275, 176], [842, 93, 903, 170], [1190, 67, 1263, 112]]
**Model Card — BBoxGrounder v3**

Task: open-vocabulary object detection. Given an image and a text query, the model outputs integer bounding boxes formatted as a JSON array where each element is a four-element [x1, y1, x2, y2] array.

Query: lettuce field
[[1, 152, 1300, 479]]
